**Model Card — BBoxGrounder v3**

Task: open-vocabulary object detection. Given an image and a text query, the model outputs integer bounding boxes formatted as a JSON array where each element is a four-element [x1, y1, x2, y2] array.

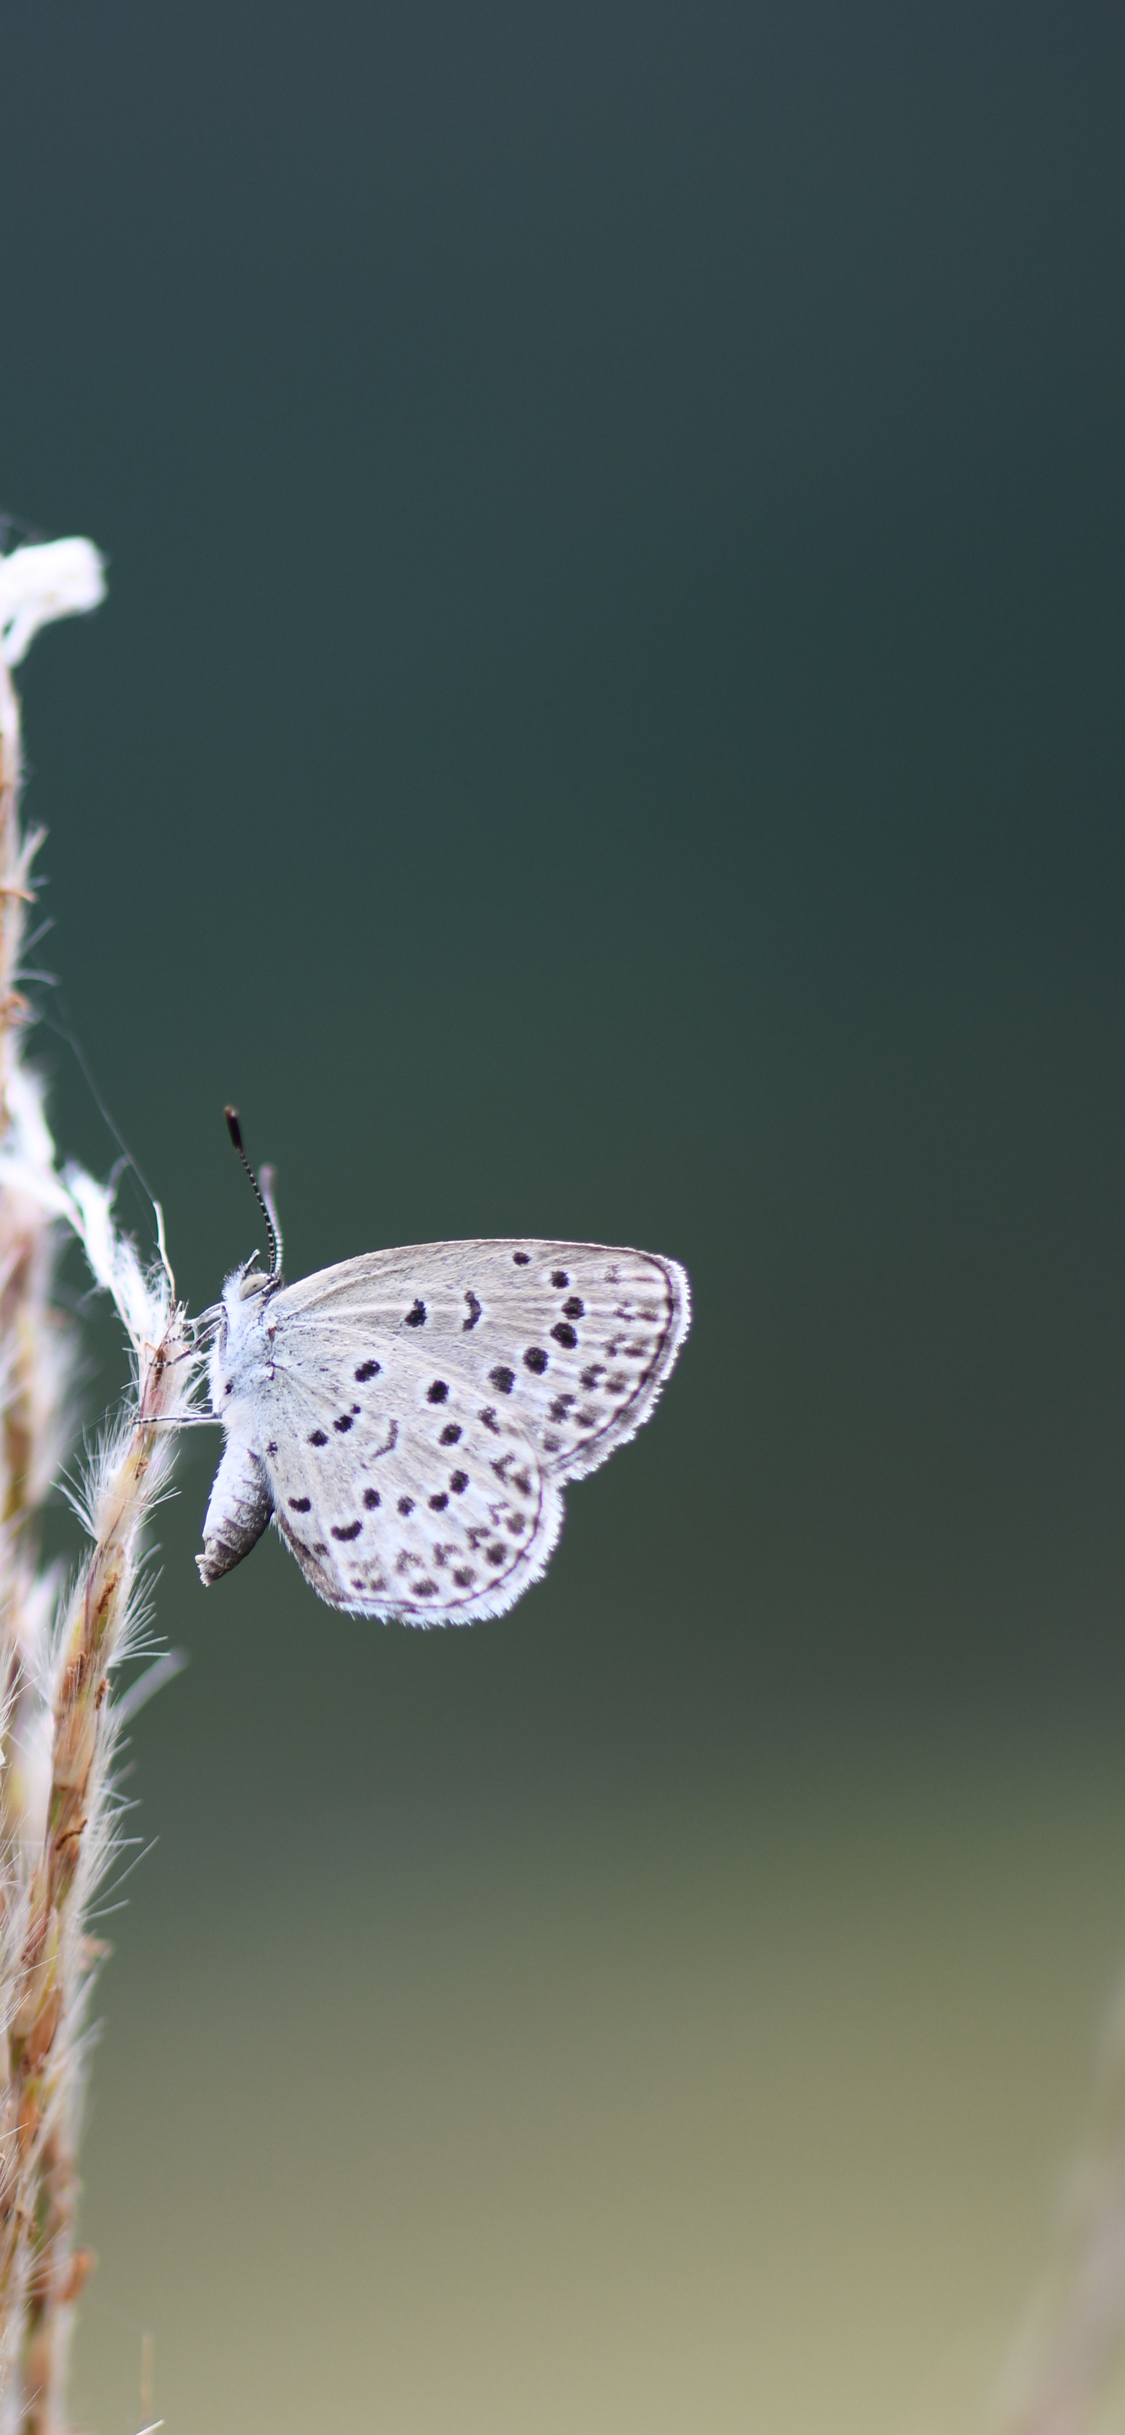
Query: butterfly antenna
[[224, 1107, 282, 1277], [258, 1160, 284, 1277]]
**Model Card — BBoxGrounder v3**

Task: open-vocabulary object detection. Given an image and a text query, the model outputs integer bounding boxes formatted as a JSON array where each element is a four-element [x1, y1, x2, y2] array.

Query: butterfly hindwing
[[246, 1329, 561, 1625]]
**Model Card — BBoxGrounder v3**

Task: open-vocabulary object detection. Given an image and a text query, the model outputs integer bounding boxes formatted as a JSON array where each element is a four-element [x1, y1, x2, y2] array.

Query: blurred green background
[[2, 1, 1125, 2426]]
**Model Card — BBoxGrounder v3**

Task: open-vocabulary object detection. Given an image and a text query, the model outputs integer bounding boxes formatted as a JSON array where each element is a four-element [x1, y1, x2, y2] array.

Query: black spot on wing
[[405, 1299, 426, 1327], [523, 1347, 548, 1375], [288, 1496, 311, 1512], [332, 1520, 362, 1542], [439, 1423, 462, 1445], [463, 1291, 482, 1330], [427, 1380, 449, 1403], [550, 1323, 578, 1349], [355, 1359, 380, 1382], [551, 1270, 569, 1288], [513, 1252, 530, 1266], [333, 1413, 355, 1433], [363, 1488, 381, 1509], [489, 1366, 515, 1394], [309, 1430, 328, 1447]]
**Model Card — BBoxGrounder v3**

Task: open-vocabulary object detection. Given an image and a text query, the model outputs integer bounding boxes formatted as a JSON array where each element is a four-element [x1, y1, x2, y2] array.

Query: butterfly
[[198, 1122, 690, 1626]]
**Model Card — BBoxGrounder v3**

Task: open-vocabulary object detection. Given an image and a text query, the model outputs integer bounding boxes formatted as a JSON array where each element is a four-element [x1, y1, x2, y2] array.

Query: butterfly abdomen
[[197, 1433, 274, 1584]]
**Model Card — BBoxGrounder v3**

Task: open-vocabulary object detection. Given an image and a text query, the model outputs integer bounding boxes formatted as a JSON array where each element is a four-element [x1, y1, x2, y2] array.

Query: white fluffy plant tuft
[[0, 540, 197, 2432]]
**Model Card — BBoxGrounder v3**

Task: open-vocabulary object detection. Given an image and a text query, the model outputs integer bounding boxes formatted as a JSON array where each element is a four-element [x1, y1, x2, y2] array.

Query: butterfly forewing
[[276, 1239, 689, 1483]]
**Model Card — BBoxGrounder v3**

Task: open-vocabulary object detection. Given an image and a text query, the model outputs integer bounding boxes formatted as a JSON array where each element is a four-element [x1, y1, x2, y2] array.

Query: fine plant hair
[[0, 538, 198, 2432]]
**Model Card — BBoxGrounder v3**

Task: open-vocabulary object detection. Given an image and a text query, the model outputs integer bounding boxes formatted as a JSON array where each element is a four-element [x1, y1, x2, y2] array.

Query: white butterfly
[[198, 1175, 690, 1626]]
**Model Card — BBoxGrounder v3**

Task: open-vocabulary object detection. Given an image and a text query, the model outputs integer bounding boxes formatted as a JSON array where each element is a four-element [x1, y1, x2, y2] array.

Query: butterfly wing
[[276, 1239, 690, 1485], [207, 1238, 689, 1625], [250, 1339, 561, 1626]]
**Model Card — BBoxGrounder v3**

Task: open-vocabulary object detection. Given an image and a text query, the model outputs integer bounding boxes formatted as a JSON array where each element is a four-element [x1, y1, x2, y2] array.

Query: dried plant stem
[[0, 533, 194, 2432], [0, 650, 30, 1110], [0, 651, 60, 1820], [0, 651, 70, 2415], [11, 1303, 192, 2430]]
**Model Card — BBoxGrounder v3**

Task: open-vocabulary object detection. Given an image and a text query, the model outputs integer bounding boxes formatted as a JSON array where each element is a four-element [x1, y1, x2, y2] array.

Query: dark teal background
[[2, 5, 1125, 2426]]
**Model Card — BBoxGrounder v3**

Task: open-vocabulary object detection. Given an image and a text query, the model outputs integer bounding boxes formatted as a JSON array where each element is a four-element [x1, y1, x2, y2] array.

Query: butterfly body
[[199, 1238, 690, 1625]]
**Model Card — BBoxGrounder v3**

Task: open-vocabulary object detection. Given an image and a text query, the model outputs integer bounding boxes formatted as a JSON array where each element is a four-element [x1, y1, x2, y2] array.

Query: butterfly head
[[216, 1256, 279, 1347]]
